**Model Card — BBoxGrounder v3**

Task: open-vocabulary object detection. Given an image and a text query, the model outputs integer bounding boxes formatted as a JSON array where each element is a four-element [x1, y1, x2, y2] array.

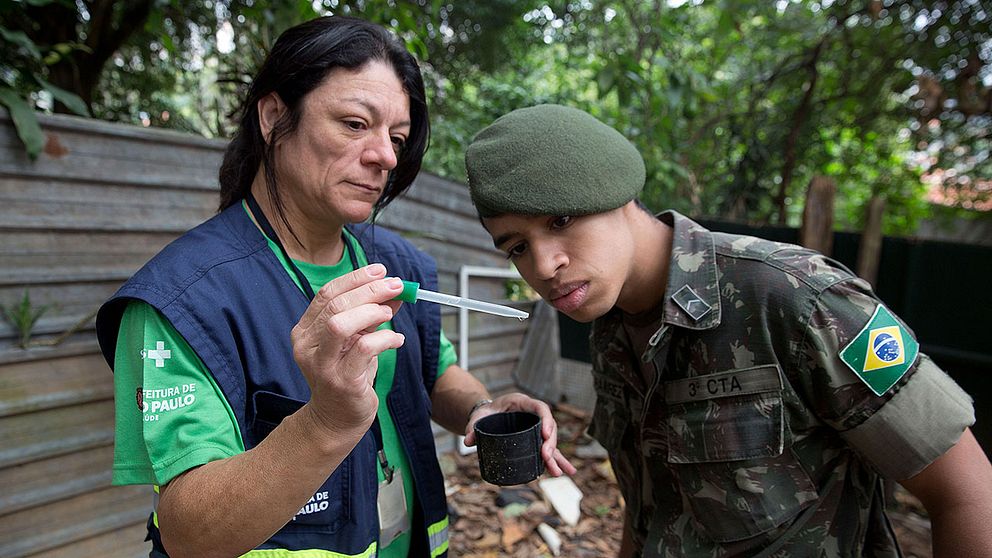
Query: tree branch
[[775, 38, 825, 224]]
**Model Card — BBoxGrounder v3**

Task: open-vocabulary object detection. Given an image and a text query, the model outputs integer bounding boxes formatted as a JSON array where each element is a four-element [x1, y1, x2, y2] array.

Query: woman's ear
[[257, 92, 287, 145]]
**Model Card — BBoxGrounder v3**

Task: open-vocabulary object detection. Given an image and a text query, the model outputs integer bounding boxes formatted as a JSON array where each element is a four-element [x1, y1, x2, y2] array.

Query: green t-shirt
[[112, 222, 457, 557]]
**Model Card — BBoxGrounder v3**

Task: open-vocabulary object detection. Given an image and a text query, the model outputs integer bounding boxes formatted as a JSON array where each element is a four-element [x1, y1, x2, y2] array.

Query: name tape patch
[[665, 365, 782, 404]]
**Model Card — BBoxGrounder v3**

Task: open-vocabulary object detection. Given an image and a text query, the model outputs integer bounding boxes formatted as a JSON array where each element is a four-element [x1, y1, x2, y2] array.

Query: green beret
[[465, 104, 645, 217]]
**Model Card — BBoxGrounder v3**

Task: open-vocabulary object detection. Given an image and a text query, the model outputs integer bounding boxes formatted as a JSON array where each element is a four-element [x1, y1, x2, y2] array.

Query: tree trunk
[[775, 41, 824, 224], [799, 176, 835, 256], [26, 0, 154, 113], [856, 195, 886, 287]]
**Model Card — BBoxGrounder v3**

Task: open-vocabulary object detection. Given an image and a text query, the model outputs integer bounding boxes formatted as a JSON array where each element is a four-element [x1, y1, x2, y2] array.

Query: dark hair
[[217, 16, 429, 231]]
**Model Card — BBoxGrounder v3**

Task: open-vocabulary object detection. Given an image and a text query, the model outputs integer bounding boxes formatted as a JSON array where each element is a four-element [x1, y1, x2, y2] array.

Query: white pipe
[[457, 265, 523, 370]]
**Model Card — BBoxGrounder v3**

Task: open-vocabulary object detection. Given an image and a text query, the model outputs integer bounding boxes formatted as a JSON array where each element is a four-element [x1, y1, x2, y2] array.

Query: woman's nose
[[362, 131, 398, 170]]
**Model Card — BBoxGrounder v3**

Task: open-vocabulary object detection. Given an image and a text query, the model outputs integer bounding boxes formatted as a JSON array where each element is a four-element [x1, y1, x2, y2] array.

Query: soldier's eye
[[505, 243, 526, 259], [550, 216, 573, 230]]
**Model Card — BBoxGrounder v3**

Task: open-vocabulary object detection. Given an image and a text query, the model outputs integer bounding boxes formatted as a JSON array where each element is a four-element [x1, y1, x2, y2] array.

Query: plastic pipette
[[395, 281, 529, 320]]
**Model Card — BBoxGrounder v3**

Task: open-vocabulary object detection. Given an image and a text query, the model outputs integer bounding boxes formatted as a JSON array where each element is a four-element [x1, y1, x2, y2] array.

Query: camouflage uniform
[[588, 211, 974, 558]]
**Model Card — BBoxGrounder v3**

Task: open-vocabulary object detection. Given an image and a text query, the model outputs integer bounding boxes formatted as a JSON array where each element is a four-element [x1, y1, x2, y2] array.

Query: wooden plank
[[1, 108, 226, 150], [0, 445, 113, 516], [469, 361, 519, 392], [464, 332, 525, 368], [375, 198, 496, 249], [441, 313, 530, 344], [0, 230, 180, 257], [0, 352, 112, 417], [0, 176, 217, 209], [0, 126, 226, 172], [0, 186, 215, 232], [0, 338, 100, 366], [0, 145, 222, 190], [0, 280, 121, 308], [1, 265, 137, 285], [399, 236, 506, 272], [0, 337, 100, 363], [0, 231, 185, 282], [33, 522, 151, 558], [0, 484, 151, 558], [0, 400, 114, 468], [401, 172, 478, 215], [0, 281, 120, 342]]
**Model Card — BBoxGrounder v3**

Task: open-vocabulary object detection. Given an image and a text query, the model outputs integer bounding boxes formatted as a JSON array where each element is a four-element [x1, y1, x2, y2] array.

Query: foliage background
[[2, 0, 989, 235]]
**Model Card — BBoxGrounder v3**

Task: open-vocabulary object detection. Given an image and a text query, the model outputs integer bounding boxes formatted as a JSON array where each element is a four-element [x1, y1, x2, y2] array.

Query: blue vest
[[97, 204, 450, 557]]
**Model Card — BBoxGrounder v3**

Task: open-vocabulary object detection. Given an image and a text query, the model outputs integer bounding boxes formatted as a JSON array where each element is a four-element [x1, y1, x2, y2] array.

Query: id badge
[[377, 468, 409, 548]]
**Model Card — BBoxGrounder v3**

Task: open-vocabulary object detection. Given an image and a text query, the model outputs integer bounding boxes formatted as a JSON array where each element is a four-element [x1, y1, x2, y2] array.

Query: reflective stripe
[[427, 515, 449, 557], [152, 485, 160, 528], [242, 542, 377, 558]]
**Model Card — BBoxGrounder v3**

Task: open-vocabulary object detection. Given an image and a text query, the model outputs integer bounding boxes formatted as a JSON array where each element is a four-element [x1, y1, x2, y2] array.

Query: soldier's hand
[[464, 393, 578, 477]]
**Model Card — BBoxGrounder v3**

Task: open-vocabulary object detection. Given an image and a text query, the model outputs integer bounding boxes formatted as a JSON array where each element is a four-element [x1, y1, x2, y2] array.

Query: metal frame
[[457, 265, 523, 370]]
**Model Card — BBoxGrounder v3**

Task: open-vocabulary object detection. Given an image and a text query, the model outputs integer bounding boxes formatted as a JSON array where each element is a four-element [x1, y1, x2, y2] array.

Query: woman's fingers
[[296, 264, 386, 330], [298, 265, 403, 337], [324, 303, 395, 351], [335, 329, 405, 379]]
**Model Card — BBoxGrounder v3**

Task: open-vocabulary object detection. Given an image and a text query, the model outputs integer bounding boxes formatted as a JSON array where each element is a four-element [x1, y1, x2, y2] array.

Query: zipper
[[639, 324, 671, 433]]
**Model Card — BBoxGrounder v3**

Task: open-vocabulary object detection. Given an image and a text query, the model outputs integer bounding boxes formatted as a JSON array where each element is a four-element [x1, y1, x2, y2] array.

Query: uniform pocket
[[664, 365, 818, 542], [251, 390, 349, 533], [588, 371, 631, 454]]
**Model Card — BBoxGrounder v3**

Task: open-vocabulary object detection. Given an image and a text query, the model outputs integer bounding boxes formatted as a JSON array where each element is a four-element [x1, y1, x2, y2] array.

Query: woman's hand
[[291, 263, 405, 440], [463, 393, 578, 477]]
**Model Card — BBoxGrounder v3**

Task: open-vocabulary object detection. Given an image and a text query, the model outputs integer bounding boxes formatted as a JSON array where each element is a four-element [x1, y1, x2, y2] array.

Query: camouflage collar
[[658, 210, 721, 330]]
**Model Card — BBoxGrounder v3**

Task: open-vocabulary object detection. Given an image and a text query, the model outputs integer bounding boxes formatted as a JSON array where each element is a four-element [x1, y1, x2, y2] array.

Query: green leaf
[[597, 66, 617, 96], [0, 28, 42, 60], [0, 88, 44, 159], [718, 10, 736, 35], [161, 33, 176, 54], [36, 77, 90, 116]]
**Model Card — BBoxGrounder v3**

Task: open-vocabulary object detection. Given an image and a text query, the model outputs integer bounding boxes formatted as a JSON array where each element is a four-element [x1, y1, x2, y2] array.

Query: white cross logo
[[145, 341, 171, 368]]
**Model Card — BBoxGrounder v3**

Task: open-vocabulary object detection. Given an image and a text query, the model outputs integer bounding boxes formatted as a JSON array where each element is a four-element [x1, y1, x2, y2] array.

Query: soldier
[[464, 104, 992, 557]]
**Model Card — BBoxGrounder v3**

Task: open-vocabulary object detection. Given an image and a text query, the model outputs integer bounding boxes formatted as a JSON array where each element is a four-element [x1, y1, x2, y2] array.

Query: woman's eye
[[344, 120, 366, 131], [391, 136, 406, 153], [551, 216, 573, 229]]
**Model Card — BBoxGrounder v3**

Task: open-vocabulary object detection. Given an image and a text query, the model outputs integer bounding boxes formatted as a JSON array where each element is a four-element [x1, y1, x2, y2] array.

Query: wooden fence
[[0, 111, 531, 557]]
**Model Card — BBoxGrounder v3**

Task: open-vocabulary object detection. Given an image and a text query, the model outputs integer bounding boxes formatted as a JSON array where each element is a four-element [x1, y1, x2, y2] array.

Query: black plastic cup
[[474, 411, 544, 486]]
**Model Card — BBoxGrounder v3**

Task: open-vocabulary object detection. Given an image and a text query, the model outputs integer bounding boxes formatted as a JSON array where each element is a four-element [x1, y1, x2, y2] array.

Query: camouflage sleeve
[[799, 277, 974, 480]]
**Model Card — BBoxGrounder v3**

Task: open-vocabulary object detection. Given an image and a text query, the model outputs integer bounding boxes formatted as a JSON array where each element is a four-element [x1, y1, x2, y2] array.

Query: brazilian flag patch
[[839, 305, 918, 396]]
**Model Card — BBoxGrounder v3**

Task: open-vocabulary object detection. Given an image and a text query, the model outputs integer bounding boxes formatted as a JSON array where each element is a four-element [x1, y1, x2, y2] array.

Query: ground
[[441, 406, 934, 557]]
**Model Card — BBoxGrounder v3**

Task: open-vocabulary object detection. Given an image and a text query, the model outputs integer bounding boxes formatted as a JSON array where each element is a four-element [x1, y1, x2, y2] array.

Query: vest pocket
[[664, 365, 818, 543], [251, 390, 349, 533]]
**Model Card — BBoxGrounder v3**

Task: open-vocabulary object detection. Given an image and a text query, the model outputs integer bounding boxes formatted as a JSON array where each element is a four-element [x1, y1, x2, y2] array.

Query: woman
[[96, 16, 574, 557]]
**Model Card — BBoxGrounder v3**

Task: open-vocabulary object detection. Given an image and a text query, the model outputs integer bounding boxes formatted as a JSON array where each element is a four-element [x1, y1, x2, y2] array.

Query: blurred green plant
[[504, 278, 538, 302], [0, 0, 90, 158], [1, 290, 49, 349]]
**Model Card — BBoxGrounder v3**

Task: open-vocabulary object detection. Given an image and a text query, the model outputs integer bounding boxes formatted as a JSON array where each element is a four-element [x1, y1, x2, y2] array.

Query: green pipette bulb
[[395, 281, 529, 320]]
